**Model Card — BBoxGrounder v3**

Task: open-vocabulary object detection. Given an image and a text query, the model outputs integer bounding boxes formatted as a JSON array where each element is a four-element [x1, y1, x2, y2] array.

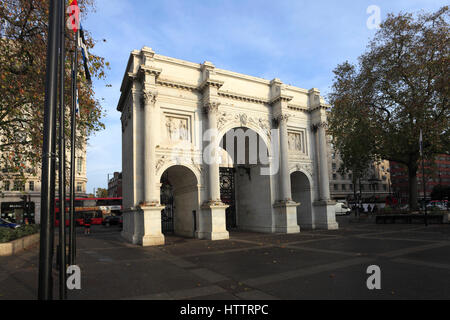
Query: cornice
[[288, 104, 309, 113], [218, 91, 269, 105], [270, 94, 294, 105], [310, 104, 331, 112], [157, 78, 198, 92], [138, 65, 162, 79], [199, 79, 224, 91]]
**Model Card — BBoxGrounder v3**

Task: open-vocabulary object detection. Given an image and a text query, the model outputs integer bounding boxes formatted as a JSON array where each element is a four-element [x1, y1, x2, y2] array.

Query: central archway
[[159, 165, 199, 238], [219, 127, 274, 233]]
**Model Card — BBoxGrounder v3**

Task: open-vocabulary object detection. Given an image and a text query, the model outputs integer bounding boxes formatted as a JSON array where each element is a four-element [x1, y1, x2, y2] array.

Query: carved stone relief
[[217, 111, 272, 141], [165, 116, 190, 142]]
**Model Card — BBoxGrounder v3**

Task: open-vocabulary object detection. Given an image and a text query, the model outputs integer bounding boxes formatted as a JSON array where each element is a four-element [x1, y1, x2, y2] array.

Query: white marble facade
[[117, 47, 338, 246]]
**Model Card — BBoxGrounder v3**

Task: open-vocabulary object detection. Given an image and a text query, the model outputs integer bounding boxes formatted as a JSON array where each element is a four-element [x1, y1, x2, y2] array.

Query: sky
[[82, 0, 447, 193]]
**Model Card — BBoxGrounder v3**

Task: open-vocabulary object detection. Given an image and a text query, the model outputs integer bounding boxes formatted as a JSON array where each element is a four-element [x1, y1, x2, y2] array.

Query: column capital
[[203, 102, 221, 115], [273, 114, 291, 127], [311, 121, 328, 132], [141, 90, 158, 106]]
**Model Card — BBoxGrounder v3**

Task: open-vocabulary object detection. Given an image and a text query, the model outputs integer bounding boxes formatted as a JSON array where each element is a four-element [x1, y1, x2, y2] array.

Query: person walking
[[373, 204, 378, 214], [84, 214, 92, 235]]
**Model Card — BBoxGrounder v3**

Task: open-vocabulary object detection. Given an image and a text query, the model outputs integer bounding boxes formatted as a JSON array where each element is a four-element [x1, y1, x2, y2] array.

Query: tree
[[328, 7, 449, 210], [95, 188, 107, 198], [431, 185, 450, 201], [0, 0, 107, 186]]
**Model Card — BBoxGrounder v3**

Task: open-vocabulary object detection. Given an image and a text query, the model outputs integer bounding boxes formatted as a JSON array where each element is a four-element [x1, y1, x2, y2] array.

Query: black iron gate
[[220, 167, 236, 229], [160, 172, 174, 234]]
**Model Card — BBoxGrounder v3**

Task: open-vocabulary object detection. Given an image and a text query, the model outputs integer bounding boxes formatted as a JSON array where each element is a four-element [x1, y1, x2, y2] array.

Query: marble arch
[[117, 47, 338, 246]]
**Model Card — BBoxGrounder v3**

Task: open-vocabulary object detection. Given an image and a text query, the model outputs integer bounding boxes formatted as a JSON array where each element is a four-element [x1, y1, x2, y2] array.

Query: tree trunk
[[408, 164, 419, 210]]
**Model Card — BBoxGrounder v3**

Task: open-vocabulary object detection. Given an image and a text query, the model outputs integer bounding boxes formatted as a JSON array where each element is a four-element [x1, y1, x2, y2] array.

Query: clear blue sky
[[83, 0, 447, 193]]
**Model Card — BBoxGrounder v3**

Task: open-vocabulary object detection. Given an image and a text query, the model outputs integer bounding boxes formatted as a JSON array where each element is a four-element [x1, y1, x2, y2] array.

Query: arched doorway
[[159, 165, 199, 238], [219, 127, 273, 232], [291, 171, 314, 229]]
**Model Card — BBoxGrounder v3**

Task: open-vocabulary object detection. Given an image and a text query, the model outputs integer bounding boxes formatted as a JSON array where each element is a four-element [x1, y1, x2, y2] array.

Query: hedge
[[0, 224, 40, 244]]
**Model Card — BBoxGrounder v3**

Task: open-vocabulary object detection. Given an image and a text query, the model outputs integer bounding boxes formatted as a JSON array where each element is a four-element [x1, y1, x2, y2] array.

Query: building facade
[[390, 154, 450, 203], [328, 141, 392, 203], [117, 47, 338, 247], [0, 144, 88, 224], [108, 172, 123, 198]]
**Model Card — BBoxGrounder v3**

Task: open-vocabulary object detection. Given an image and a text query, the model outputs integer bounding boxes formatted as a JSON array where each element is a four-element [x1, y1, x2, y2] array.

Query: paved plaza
[[1, 216, 449, 300]]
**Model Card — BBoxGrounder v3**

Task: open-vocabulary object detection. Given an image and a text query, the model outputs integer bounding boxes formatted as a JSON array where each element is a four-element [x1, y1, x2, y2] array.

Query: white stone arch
[[218, 118, 273, 159], [157, 163, 202, 238], [289, 166, 314, 188], [156, 161, 203, 187], [290, 168, 315, 230]]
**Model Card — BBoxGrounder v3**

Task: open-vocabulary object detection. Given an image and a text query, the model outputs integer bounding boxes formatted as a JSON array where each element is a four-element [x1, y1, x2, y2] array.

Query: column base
[[313, 200, 339, 230], [273, 201, 300, 234], [197, 202, 230, 241], [138, 205, 166, 247], [141, 234, 165, 246]]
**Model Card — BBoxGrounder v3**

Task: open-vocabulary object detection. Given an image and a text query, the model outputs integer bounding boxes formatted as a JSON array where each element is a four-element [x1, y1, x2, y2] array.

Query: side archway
[[159, 165, 200, 238], [291, 170, 314, 230]]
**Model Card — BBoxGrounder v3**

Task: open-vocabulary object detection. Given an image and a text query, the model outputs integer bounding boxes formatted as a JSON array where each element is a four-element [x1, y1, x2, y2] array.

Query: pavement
[[0, 216, 449, 300]]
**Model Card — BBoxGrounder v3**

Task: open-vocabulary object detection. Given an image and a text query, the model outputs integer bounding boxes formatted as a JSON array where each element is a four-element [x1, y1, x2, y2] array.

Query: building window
[[350, 184, 353, 190], [334, 184, 339, 191], [29, 181, 34, 191], [383, 185, 387, 191], [4, 181, 10, 191], [77, 183, 83, 193], [77, 158, 83, 172], [332, 174, 337, 180], [348, 174, 352, 180], [13, 180, 25, 191], [332, 163, 337, 171], [342, 184, 346, 191]]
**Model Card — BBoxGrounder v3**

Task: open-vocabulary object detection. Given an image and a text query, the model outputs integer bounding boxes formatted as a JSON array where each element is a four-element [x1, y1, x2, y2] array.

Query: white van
[[335, 202, 351, 216]]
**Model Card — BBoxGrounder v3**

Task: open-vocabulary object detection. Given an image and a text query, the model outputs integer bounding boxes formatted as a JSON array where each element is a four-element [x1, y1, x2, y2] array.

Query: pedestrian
[[84, 214, 92, 235], [373, 204, 378, 213]]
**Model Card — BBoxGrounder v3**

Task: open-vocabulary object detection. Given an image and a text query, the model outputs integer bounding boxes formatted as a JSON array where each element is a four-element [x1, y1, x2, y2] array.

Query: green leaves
[[328, 6, 449, 208], [0, 0, 107, 185]]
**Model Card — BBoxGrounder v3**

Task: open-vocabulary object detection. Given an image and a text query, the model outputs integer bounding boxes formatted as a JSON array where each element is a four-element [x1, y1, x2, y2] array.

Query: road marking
[[286, 245, 360, 257], [380, 242, 450, 258], [189, 268, 229, 283], [242, 257, 373, 287], [126, 285, 227, 300], [392, 258, 450, 270], [235, 289, 279, 300]]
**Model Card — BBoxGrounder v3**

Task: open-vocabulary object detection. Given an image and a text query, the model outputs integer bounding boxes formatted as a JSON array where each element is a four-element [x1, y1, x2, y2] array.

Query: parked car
[[335, 202, 351, 216], [0, 218, 21, 229], [102, 215, 121, 226], [427, 201, 447, 211]]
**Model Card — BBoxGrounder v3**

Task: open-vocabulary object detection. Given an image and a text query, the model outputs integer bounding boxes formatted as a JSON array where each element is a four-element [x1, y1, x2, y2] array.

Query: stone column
[[142, 90, 159, 204], [312, 121, 338, 230], [137, 89, 165, 247], [204, 102, 221, 203], [278, 114, 293, 202], [273, 114, 300, 234], [317, 122, 331, 200], [197, 102, 229, 241]]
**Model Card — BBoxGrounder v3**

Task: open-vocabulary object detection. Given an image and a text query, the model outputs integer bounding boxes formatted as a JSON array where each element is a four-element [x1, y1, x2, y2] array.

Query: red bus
[[55, 197, 122, 227]]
